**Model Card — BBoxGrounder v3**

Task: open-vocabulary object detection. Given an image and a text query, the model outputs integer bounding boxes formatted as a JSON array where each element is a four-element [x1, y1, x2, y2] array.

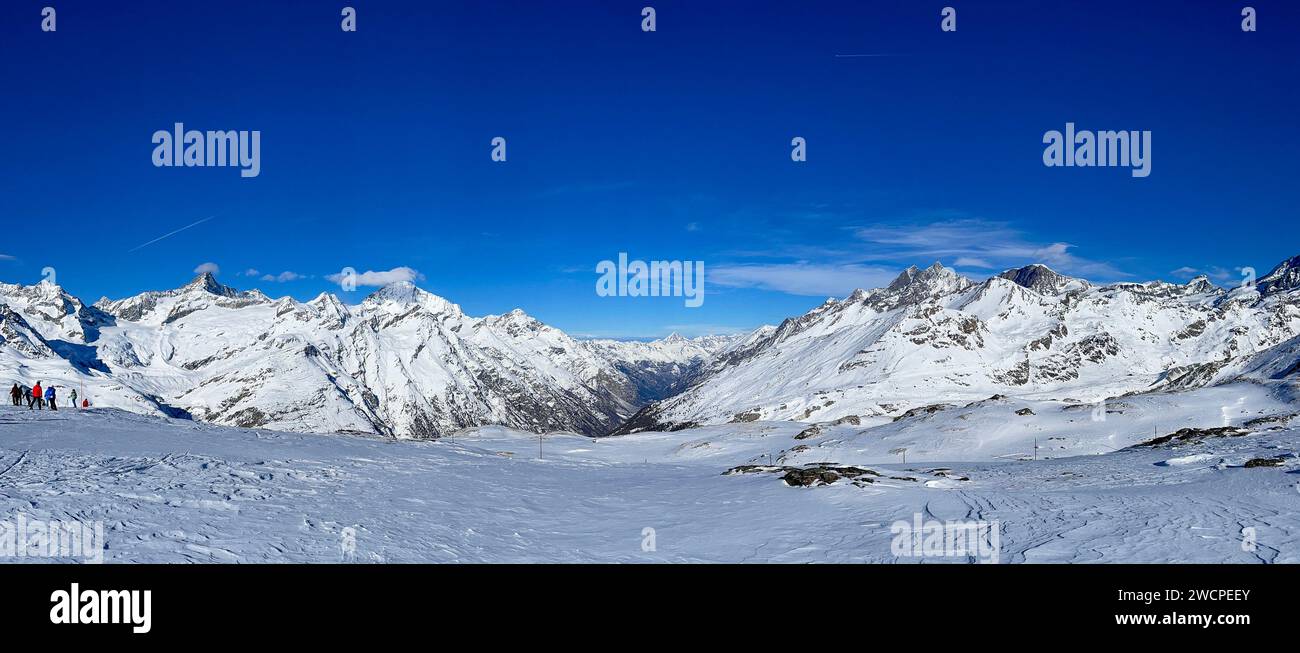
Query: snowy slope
[[1, 275, 726, 438], [621, 256, 1300, 432], [1, 384, 1294, 563]]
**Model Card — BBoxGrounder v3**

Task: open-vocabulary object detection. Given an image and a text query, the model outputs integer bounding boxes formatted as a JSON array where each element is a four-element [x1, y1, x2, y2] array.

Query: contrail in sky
[[127, 216, 216, 252]]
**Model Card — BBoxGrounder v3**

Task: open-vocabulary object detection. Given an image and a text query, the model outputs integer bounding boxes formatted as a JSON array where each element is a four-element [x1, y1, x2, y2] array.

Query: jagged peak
[[181, 271, 238, 297], [885, 262, 968, 292], [307, 291, 346, 307], [1184, 275, 1218, 293], [363, 281, 460, 315], [1257, 254, 1300, 295], [997, 263, 1087, 295], [886, 266, 922, 291]]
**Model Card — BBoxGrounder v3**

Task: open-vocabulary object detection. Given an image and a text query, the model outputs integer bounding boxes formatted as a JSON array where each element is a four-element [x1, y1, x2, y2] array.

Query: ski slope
[[1, 383, 1296, 563]]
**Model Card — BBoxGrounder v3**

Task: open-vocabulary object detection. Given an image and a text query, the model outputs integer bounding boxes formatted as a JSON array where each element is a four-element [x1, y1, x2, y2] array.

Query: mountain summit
[[183, 272, 239, 298], [1257, 255, 1300, 296], [997, 264, 1088, 295]]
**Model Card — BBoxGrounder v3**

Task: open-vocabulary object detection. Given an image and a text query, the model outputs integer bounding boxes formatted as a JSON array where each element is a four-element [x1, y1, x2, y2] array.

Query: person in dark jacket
[[8, 383, 19, 406], [70, 388, 78, 408]]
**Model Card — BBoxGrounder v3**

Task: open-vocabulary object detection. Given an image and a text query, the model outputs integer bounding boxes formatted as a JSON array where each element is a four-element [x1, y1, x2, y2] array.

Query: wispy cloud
[[705, 215, 1129, 298], [261, 271, 305, 283], [953, 256, 994, 268], [325, 266, 423, 288], [193, 262, 220, 275], [1171, 265, 1236, 283], [711, 262, 900, 297], [0, 254, 15, 261], [849, 218, 1130, 280], [240, 268, 261, 277]]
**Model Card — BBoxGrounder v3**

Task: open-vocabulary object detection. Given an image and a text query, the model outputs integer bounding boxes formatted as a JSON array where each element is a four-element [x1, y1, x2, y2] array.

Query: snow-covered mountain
[[0, 274, 731, 438], [6, 254, 1300, 440], [617, 255, 1300, 432]]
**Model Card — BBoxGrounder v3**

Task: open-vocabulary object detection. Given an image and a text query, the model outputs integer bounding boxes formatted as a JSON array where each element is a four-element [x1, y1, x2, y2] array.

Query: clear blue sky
[[1, 1, 1297, 338]]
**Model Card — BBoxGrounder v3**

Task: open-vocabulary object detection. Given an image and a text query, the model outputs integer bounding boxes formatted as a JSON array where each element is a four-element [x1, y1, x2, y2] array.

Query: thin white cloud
[[1171, 265, 1235, 283], [325, 266, 424, 288], [954, 256, 994, 268], [851, 219, 1130, 280], [240, 268, 261, 277], [0, 254, 15, 261], [261, 271, 304, 283], [193, 262, 220, 275], [710, 262, 900, 297]]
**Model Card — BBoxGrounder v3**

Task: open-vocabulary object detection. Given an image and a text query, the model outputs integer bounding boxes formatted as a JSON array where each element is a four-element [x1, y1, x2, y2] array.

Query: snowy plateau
[[2, 255, 1300, 563]]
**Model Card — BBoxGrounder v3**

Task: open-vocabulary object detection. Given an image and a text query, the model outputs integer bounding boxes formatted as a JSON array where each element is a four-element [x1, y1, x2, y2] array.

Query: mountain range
[[3, 254, 1299, 438]]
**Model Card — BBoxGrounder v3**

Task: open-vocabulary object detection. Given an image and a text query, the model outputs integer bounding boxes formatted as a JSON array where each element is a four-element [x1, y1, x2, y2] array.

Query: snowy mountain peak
[[1258, 255, 1300, 296], [997, 264, 1088, 296], [888, 262, 961, 287], [886, 265, 922, 291], [307, 291, 344, 307], [362, 281, 460, 315], [874, 262, 972, 309], [183, 272, 239, 298], [1184, 275, 1217, 294]]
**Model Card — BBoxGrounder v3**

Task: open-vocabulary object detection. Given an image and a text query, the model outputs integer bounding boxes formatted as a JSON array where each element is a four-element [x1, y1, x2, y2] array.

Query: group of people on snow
[[8, 382, 79, 410]]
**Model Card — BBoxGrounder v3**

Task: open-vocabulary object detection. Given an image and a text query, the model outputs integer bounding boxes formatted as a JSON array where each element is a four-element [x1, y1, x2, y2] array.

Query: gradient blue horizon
[[1, 0, 1297, 338]]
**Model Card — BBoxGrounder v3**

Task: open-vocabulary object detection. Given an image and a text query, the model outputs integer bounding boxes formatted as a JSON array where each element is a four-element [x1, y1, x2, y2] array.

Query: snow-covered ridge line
[[4, 254, 1300, 439], [617, 255, 1300, 433], [0, 273, 738, 438]]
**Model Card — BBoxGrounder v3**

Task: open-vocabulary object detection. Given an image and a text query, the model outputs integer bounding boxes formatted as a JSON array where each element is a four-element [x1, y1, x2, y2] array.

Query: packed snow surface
[[2, 381, 1295, 563]]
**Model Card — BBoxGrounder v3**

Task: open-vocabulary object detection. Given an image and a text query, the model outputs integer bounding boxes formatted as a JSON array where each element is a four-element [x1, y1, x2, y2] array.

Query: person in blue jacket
[[45, 385, 57, 411]]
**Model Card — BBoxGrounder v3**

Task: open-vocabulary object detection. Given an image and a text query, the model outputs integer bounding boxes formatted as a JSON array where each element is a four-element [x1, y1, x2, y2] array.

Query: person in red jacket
[[30, 382, 43, 410]]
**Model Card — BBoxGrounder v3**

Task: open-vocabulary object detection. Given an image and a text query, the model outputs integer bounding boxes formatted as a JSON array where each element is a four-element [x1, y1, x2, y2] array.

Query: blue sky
[[1, 1, 1297, 338]]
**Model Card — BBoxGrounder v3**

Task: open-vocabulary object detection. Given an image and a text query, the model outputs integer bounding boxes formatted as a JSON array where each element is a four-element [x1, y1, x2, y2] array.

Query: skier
[[45, 385, 57, 411], [22, 386, 32, 407], [8, 383, 19, 407], [70, 388, 78, 408], [30, 382, 43, 410]]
